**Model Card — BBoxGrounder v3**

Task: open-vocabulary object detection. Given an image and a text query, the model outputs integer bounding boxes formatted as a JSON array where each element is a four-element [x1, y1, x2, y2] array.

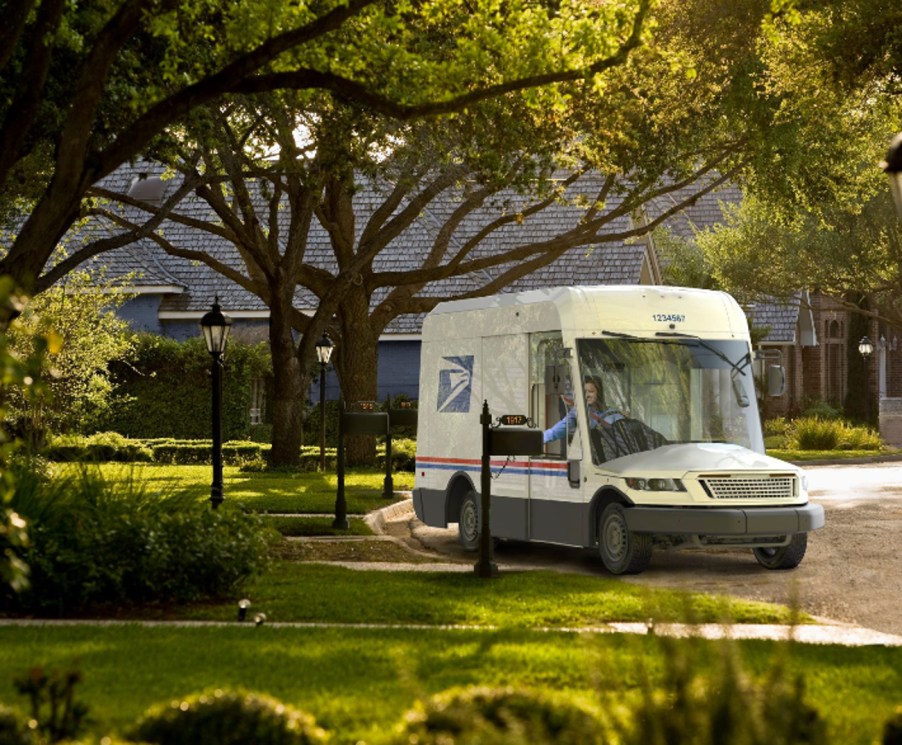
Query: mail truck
[[412, 285, 824, 574]]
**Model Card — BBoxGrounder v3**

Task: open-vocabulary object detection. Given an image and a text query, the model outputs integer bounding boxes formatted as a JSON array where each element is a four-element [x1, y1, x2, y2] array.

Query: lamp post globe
[[315, 334, 335, 472], [858, 336, 874, 359], [882, 133, 902, 221], [200, 299, 232, 508]]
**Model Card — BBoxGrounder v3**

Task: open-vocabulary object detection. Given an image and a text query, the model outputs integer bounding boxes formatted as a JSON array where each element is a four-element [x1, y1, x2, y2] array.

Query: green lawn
[[5, 463, 899, 744], [0, 624, 898, 745], [59, 462, 413, 514]]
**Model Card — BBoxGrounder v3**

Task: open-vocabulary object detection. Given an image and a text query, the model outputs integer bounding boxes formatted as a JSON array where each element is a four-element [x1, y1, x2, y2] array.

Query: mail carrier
[[412, 285, 824, 574]]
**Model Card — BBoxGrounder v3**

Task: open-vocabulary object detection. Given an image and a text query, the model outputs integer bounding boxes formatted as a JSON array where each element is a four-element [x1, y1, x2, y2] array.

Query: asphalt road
[[407, 463, 902, 636]]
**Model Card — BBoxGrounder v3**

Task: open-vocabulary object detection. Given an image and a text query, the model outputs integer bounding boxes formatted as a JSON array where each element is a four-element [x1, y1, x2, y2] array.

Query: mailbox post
[[474, 402, 544, 578], [335, 400, 417, 527]]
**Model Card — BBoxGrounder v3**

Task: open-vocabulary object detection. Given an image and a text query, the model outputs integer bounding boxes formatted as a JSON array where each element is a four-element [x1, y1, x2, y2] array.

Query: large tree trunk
[[268, 299, 307, 467], [335, 291, 381, 467]]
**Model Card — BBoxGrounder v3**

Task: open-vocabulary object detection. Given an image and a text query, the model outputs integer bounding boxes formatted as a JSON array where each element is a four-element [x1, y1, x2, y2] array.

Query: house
[[63, 162, 897, 429], [75, 164, 673, 407]]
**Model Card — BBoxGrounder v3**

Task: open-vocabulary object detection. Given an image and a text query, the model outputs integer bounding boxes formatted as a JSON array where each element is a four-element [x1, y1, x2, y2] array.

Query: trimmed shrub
[[45, 432, 153, 463], [5, 464, 274, 613], [129, 689, 328, 745], [99, 334, 271, 441], [151, 441, 266, 467], [392, 686, 607, 745]]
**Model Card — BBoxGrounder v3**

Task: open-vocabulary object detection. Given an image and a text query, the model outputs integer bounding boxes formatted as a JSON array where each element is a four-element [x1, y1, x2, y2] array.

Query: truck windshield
[[577, 336, 764, 464]]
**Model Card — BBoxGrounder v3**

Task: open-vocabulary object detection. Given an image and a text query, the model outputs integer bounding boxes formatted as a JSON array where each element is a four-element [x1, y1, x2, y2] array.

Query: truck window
[[529, 332, 568, 458], [577, 337, 764, 464]]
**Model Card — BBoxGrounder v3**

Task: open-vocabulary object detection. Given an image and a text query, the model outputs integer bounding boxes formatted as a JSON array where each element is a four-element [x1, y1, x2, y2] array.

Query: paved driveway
[[406, 463, 902, 636]]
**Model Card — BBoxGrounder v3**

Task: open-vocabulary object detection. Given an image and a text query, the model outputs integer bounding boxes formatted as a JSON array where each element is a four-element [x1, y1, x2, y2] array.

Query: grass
[[55, 462, 412, 514], [5, 462, 900, 744], [106, 562, 805, 627], [0, 625, 898, 745], [768, 448, 902, 462]]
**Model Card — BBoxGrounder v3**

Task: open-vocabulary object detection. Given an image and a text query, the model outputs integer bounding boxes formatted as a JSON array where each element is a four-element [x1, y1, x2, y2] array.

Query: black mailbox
[[388, 408, 418, 429], [489, 428, 544, 456], [342, 411, 389, 436]]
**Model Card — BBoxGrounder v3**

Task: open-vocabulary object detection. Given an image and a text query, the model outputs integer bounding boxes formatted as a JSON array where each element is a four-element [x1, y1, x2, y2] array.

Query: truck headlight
[[626, 477, 686, 492]]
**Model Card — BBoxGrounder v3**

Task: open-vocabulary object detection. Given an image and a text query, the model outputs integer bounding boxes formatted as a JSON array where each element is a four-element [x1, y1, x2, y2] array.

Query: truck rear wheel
[[753, 533, 807, 570], [458, 491, 480, 551], [599, 503, 653, 575]]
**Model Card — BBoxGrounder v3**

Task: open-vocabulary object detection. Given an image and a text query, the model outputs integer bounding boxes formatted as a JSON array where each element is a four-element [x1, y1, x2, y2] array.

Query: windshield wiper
[[656, 331, 752, 407], [601, 330, 646, 341]]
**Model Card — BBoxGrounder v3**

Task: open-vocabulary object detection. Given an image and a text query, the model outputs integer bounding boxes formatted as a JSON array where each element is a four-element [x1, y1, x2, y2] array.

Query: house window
[[249, 377, 266, 425], [825, 319, 844, 405]]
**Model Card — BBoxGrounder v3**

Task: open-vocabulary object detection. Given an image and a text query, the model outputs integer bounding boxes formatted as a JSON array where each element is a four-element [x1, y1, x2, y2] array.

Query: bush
[[884, 705, 902, 745], [4, 464, 274, 613], [129, 689, 328, 745], [392, 686, 607, 745], [801, 400, 843, 420], [99, 334, 271, 441], [617, 638, 827, 745], [45, 432, 153, 463], [151, 441, 266, 467], [0, 704, 29, 745], [786, 417, 883, 451], [788, 417, 842, 450]]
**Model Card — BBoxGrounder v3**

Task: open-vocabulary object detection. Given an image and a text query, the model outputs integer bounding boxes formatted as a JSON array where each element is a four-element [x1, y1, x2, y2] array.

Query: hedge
[[43, 434, 417, 471], [97, 333, 272, 441]]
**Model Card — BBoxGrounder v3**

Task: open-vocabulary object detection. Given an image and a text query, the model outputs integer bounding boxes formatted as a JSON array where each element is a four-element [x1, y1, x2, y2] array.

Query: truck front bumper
[[624, 503, 824, 536]]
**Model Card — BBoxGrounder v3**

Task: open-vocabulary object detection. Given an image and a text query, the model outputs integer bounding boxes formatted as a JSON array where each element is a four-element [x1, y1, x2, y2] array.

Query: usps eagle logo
[[437, 356, 474, 413]]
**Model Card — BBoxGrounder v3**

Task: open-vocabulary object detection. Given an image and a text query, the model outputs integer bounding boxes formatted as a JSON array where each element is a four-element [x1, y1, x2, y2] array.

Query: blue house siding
[[307, 338, 422, 403], [378, 339, 421, 400], [120, 295, 164, 334]]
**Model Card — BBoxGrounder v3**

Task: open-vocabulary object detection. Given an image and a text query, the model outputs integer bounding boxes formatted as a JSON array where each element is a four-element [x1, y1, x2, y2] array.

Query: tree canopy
[[0, 0, 653, 313], [62, 0, 779, 464]]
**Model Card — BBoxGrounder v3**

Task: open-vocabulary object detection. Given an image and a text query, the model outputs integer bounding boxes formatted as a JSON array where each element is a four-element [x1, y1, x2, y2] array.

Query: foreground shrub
[[0, 704, 30, 745], [4, 465, 273, 613], [616, 638, 827, 745], [392, 686, 607, 745], [129, 689, 328, 745]]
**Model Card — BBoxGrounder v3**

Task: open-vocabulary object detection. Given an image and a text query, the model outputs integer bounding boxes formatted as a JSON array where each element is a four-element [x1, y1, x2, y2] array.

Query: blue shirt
[[544, 406, 625, 443]]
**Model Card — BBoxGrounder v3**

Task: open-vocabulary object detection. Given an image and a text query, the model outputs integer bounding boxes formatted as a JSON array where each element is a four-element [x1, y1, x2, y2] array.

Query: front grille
[[699, 473, 797, 500]]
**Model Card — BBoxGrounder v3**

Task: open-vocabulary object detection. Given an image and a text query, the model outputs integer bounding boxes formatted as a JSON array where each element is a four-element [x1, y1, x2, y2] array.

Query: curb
[[0, 618, 898, 646]]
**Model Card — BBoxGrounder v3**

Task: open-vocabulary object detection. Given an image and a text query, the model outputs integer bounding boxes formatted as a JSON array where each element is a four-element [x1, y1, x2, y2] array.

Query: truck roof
[[423, 285, 749, 340]]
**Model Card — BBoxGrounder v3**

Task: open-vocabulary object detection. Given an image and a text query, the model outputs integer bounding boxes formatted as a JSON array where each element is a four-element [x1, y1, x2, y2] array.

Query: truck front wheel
[[753, 533, 807, 570], [599, 503, 653, 575], [458, 491, 480, 551]]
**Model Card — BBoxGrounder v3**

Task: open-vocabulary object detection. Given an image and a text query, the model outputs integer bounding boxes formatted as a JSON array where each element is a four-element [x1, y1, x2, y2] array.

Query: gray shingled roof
[[68, 163, 742, 334], [747, 291, 817, 346]]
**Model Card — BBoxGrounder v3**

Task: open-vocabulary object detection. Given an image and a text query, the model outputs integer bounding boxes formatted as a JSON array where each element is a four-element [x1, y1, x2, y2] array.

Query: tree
[[0, 0, 653, 323], [3, 270, 135, 439], [76, 0, 772, 465]]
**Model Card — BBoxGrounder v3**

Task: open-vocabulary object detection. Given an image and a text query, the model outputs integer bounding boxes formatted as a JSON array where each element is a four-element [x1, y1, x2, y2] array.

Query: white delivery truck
[[412, 285, 824, 574]]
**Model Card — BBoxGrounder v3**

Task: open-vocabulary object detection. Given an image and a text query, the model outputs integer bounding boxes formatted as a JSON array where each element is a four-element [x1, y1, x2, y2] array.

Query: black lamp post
[[315, 333, 335, 472], [859, 335, 874, 425], [882, 133, 902, 221], [200, 298, 232, 509]]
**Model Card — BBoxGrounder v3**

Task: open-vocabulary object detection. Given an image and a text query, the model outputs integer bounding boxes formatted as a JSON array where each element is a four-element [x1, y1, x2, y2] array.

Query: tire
[[753, 533, 807, 570], [458, 490, 481, 551], [598, 503, 653, 575]]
